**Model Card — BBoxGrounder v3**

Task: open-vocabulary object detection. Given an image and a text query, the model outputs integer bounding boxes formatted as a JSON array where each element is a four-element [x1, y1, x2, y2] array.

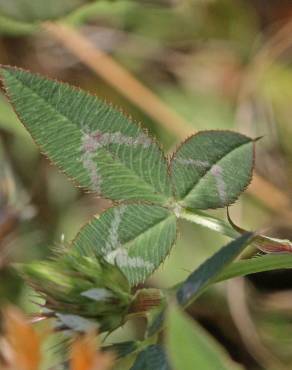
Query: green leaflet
[[0, 0, 87, 22], [166, 306, 242, 370], [130, 345, 171, 370], [0, 67, 172, 204], [73, 204, 177, 285], [177, 233, 254, 307], [170, 131, 255, 209]]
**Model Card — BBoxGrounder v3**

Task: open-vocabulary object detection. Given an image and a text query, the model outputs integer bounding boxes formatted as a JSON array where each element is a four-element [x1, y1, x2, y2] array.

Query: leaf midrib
[[120, 212, 176, 252], [74, 208, 176, 256], [7, 70, 169, 201]]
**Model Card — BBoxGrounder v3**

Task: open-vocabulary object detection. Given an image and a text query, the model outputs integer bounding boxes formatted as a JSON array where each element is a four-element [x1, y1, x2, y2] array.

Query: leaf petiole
[[178, 208, 239, 239]]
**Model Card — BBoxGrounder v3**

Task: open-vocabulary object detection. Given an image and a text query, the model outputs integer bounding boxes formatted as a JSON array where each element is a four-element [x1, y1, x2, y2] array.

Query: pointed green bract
[[20, 254, 132, 332], [166, 306, 242, 370], [170, 131, 254, 209], [73, 204, 177, 285], [177, 233, 254, 307], [0, 67, 172, 204]]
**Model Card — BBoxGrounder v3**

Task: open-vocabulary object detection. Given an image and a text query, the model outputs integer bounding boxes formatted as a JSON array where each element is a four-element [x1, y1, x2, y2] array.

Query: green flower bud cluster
[[20, 252, 132, 333]]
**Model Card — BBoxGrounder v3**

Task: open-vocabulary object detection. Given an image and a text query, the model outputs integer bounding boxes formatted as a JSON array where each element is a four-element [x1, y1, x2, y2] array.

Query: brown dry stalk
[[237, 20, 292, 107], [42, 21, 191, 139], [42, 22, 291, 217], [248, 174, 292, 217]]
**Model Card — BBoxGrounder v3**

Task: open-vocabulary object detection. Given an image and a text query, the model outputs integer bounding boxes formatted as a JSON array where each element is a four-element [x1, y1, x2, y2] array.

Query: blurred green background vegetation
[[1, 0, 292, 369]]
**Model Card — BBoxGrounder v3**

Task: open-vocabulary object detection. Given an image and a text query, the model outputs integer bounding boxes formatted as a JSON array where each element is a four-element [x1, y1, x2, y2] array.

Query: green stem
[[129, 288, 164, 314], [179, 208, 239, 239]]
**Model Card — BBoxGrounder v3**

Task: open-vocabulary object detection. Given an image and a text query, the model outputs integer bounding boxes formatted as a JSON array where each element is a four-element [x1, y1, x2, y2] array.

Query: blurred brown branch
[[237, 20, 292, 109], [42, 21, 191, 139], [42, 22, 292, 218], [227, 278, 285, 370]]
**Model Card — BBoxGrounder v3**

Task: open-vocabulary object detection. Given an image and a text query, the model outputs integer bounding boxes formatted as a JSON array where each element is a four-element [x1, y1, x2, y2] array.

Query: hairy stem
[[179, 208, 239, 239]]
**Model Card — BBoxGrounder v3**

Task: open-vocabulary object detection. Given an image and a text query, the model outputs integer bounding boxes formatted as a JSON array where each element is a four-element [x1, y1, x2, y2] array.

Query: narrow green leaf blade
[[73, 204, 177, 285], [166, 305, 242, 370], [170, 131, 254, 209], [177, 233, 254, 306], [130, 345, 171, 370], [0, 67, 172, 204], [215, 254, 292, 283]]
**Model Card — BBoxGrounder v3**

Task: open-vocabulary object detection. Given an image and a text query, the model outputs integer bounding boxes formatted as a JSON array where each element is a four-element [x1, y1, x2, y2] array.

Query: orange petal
[[3, 306, 43, 370], [70, 332, 115, 370]]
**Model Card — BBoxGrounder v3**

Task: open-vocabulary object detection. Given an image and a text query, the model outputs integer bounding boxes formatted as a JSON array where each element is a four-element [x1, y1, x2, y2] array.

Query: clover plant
[[2, 66, 292, 369]]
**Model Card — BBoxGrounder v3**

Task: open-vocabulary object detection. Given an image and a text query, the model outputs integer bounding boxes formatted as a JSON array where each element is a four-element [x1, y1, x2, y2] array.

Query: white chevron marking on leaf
[[81, 126, 152, 151], [105, 247, 154, 270], [80, 126, 153, 191], [176, 158, 227, 204], [210, 164, 226, 204], [103, 205, 127, 254], [176, 159, 209, 168], [80, 150, 102, 192]]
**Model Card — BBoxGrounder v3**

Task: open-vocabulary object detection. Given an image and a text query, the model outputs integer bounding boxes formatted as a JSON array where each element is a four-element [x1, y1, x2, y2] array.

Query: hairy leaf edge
[[0, 65, 173, 204]]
